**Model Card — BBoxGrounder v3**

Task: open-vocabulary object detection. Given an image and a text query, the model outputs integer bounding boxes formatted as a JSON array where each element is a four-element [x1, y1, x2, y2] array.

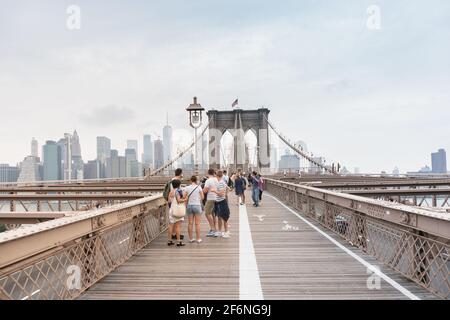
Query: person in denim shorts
[[184, 175, 204, 243]]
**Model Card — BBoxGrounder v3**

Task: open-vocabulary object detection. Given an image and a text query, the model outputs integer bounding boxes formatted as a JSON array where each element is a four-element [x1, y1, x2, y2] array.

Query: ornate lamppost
[[186, 97, 205, 176]]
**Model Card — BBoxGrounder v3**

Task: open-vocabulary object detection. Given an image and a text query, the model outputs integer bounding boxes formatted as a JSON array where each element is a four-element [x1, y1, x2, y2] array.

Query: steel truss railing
[[265, 178, 450, 299], [0, 195, 168, 300]]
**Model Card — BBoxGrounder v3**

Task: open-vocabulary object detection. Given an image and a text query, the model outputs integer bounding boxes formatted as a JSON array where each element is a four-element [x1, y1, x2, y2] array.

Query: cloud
[[78, 105, 136, 127]]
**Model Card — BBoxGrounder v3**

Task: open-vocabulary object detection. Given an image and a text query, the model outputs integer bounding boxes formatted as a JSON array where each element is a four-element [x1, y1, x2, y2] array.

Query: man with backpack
[[163, 168, 185, 240]]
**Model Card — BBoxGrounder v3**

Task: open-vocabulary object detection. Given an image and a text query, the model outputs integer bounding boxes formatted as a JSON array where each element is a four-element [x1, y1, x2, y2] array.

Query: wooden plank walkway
[[80, 191, 438, 300]]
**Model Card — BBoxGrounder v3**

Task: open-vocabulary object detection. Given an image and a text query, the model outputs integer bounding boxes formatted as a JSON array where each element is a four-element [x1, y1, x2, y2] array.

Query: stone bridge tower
[[206, 108, 270, 173]]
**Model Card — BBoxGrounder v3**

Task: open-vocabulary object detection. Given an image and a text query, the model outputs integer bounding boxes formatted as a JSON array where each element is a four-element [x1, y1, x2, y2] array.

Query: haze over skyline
[[1, 0, 449, 173]]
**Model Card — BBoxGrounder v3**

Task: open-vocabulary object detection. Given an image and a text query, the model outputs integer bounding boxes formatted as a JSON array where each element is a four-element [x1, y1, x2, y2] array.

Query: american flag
[[232, 98, 238, 108]]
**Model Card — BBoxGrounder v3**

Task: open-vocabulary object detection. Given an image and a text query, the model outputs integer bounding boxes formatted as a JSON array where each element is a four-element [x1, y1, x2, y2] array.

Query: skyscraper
[[0, 164, 20, 183], [127, 140, 138, 156], [57, 133, 72, 181], [96, 136, 111, 178], [56, 138, 66, 179], [97, 136, 111, 163], [279, 153, 301, 171], [142, 134, 153, 170], [31, 137, 38, 157], [43, 141, 62, 181], [163, 115, 173, 168], [431, 149, 447, 173], [71, 130, 84, 180], [17, 156, 41, 183], [105, 150, 117, 178], [84, 160, 101, 180], [71, 130, 81, 158], [125, 148, 138, 177], [154, 139, 164, 169]]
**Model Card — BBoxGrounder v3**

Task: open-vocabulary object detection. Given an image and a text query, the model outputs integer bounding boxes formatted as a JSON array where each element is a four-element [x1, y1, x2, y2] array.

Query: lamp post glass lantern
[[186, 97, 205, 175]]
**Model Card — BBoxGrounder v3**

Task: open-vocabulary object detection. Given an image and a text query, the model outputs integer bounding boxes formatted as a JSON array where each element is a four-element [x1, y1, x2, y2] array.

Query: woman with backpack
[[167, 179, 187, 247], [184, 175, 204, 243]]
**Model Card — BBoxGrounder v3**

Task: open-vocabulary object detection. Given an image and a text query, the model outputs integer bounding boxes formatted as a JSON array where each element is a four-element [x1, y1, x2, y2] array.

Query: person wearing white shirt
[[184, 176, 204, 243]]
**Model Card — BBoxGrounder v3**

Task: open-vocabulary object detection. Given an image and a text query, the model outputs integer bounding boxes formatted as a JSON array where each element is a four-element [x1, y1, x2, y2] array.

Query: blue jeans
[[252, 188, 259, 206]]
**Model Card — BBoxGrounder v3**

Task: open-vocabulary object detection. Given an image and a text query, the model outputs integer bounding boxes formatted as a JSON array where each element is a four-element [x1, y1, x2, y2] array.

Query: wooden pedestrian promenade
[[80, 192, 437, 300]]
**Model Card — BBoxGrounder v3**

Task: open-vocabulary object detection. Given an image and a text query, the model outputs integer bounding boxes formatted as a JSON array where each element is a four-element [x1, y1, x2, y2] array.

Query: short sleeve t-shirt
[[216, 179, 227, 202], [205, 177, 219, 201], [184, 184, 203, 206]]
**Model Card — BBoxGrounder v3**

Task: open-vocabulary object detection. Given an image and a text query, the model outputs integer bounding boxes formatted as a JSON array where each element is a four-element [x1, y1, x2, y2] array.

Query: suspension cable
[[263, 114, 337, 175]]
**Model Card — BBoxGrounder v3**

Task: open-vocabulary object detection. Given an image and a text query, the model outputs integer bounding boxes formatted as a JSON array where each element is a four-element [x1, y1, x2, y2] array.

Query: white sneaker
[[189, 238, 196, 243], [197, 239, 203, 243], [222, 232, 231, 238], [214, 231, 222, 237]]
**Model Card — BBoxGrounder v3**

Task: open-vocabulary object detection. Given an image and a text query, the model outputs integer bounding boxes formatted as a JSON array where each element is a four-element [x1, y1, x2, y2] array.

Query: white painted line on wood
[[267, 194, 420, 300], [239, 198, 264, 300]]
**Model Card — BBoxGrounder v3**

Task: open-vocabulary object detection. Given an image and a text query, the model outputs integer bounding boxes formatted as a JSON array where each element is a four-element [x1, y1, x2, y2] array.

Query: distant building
[[125, 148, 139, 177], [279, 150, 300, 171], [71, 130, 84, 180], [163, 118, 173, 169], [105, 150, 126, 178], [154, 139, 164, 169], [142, 134, 153, 170], [419, 165, 431, 173], [127, 139, 138, 157], [0, 164, 20, 183], [392, 167, 400, 176], [17, 156, 41, 183], [31, 137, 38, 157], [84, 160, 101, 180], [43, 141, 62, 181], [96, 136, 111, 178], [106, 150, 118, 178], [56, 134, 72, 181], [431, 149, 447, 173], [97, 137, 111, 162], [340, 166, 350, 174]]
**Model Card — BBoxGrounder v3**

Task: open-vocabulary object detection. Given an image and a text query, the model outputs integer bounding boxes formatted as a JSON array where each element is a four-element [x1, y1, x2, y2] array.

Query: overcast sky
[[0, 0, 449, 173]]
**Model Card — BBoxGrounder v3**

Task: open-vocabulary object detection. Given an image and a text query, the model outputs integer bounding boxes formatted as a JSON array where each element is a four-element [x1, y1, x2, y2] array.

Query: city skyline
[[0, 1, 449, 172], [0, 126, 447, 178]]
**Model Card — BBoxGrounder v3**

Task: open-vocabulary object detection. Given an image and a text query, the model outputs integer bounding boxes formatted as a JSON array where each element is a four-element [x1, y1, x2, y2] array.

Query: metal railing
[[265, 178, 450, 299], [0, 194, 168, 300]]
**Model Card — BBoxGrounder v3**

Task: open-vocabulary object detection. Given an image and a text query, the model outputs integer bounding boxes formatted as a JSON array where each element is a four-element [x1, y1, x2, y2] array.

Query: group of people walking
[[163, 168, 264, 247], [232, 170, 264, 207]]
